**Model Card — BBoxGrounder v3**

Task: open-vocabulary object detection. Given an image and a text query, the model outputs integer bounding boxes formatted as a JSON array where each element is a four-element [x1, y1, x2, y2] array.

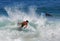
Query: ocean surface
[[0, 0, 60, 41]]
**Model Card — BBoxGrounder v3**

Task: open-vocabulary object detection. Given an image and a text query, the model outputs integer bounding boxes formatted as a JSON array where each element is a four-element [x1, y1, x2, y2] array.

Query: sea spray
[[0, 5, 59, 41]]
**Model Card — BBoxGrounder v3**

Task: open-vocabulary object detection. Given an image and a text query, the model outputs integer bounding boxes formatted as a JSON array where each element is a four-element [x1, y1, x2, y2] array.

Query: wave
[[0, 5, 60, 41]]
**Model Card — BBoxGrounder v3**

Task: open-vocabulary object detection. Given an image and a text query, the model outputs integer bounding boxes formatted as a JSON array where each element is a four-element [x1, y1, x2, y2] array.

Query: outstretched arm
[[18, 22, 22, 25]]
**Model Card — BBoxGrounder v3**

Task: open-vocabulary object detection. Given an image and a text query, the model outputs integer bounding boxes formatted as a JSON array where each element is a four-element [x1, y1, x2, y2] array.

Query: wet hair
[[26, 20, 29, 22]]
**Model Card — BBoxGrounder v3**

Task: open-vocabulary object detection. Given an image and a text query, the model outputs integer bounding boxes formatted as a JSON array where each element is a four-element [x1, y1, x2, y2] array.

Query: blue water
[[0, 0, 60, 17], [0, 0, 60, 41]]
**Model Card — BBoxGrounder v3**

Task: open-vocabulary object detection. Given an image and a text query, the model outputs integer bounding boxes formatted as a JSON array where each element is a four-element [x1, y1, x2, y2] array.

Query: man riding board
[[18, 20, 29, 29]]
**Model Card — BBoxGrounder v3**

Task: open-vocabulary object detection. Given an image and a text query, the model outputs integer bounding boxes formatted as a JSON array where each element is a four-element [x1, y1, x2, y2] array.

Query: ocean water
[[0, 3, 60, 41]]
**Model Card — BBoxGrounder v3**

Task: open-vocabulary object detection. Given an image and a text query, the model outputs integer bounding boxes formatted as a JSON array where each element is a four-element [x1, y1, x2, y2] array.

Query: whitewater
[[0, 6, 60, 41]]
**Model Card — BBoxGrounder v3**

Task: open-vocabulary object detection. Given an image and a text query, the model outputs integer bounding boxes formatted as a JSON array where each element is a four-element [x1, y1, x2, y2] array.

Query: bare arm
[[18, 22, 22, 25], [24, 24, 28, 28]]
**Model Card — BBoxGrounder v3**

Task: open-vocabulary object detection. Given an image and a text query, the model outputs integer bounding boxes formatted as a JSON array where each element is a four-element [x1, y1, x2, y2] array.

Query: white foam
[[0, 5, 60, 41]]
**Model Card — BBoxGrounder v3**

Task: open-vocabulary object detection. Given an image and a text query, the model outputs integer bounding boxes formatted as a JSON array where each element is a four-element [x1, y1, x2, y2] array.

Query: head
[[26, 20, 29, 23]]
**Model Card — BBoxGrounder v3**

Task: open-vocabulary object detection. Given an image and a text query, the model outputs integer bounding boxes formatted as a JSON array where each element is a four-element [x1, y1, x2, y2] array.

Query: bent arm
[[24, 24, 28, 28]]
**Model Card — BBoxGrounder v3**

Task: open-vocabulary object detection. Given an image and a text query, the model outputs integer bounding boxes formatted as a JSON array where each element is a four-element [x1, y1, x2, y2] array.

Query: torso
[[22, 21, 27, 25]]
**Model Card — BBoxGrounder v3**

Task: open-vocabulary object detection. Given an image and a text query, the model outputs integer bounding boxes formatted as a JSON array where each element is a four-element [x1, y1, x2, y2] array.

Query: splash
[[0, 4, 60, 41]]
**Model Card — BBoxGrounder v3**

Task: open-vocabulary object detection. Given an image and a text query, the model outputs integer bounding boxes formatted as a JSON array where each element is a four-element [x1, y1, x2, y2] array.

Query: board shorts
[[21, 24, 24, 27], [18, 24, 24, 30]]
